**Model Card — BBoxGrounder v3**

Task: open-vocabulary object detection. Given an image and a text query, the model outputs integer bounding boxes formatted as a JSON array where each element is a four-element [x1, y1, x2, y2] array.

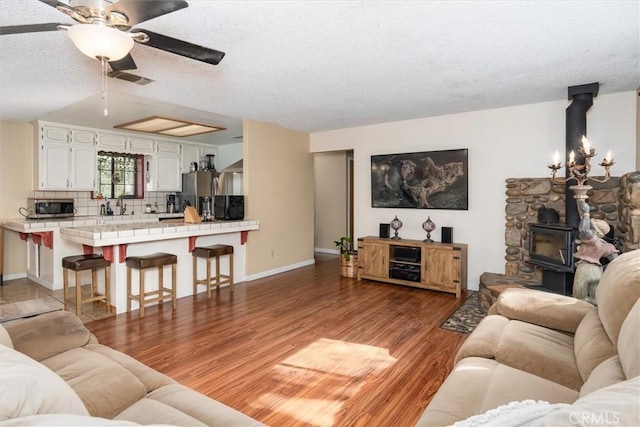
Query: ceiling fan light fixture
[[67, 24, 133, 61]]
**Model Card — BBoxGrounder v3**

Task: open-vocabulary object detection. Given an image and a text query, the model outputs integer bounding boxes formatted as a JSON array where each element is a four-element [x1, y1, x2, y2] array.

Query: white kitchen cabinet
[[181, 143, 200, 172], [128, 136, 155, 154], [155, 153, 182, 191], [156, 140, 181, 154], [39, 142, 97, 191], [40, 125, 69, 143], [39, 142, 71, 190], [38, 123, 97, 190], [97, 133, 127, 151], [148, 140, 182, 191], [70, 129, 97, 145], [69, 144, 97, 191]]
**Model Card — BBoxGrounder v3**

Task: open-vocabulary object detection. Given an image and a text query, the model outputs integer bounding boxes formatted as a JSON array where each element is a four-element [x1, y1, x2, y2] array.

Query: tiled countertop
[[1, 213, 185, 232], [2, 215, 259, 247], [59, 220, 259, 246]]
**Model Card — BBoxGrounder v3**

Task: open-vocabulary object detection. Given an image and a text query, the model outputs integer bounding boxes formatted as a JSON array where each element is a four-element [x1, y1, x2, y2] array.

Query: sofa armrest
[[3, 310, 91, 361], [494, 288, 594, 334], [454, 315, 510, 365]]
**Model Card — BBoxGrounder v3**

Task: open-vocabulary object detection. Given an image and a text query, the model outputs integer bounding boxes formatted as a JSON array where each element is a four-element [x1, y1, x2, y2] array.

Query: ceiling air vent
[[107, 71, 155, 86]]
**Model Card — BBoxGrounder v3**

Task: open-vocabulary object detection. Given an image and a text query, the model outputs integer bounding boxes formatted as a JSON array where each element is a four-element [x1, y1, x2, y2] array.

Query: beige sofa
[[0, 310, 263, 426], [418, 249, 640, 426]]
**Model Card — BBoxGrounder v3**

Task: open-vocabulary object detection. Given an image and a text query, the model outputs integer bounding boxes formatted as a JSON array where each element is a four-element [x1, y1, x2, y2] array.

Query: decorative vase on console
[[390, 215, 403, 240], [422, 216, 436, 243]]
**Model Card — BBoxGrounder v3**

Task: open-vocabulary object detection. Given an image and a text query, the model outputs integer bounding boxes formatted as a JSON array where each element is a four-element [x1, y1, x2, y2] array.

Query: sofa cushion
[[573, 308, 616, 382], [3, 311, 91, 361], [0, 323, 13, 348], [0, 344, 89, 421], [455, 317, 583, 390], [115, 384, 264, 426], [533, 375, 640, 426], [495, 320, 582, 390], [492, 288, 592, 333], [416, 357, 578, 427], [595, 249, 640, 345], [579, 356, 626, 397], [618, 299, 640, 379], [84, 343, 175, 393], [41, 347, 147, 419]]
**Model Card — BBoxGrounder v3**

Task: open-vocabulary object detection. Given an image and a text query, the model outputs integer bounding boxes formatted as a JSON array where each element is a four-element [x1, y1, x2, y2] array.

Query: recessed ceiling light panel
[[115, 116, 225, 137]]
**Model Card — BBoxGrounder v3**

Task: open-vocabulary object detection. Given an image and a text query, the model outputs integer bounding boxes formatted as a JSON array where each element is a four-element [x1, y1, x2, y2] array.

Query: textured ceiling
[[0, 0, 638, 145]]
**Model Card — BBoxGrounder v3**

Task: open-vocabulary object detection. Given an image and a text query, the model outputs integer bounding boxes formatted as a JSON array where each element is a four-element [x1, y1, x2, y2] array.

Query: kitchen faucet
[[116, 196, 127, 215]]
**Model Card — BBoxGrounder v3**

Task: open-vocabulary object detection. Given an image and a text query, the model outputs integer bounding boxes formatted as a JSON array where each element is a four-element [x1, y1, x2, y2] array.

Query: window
[[97, 152, 144, 199]]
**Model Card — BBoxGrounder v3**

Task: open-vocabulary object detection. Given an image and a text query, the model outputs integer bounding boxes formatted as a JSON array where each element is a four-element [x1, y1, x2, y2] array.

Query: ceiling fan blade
[[132, 29, 225, 65], [37, 0, 67, 9], [0, 23, 64, 35], [107, 0, 188, 26], [109, 54, 138, 72]]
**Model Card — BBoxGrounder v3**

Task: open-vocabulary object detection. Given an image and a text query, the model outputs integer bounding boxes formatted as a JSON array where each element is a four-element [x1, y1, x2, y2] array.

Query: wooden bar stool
[[62, 254, 111, 317], [192, 245, 234, 298], [126, 252, 177, 318]]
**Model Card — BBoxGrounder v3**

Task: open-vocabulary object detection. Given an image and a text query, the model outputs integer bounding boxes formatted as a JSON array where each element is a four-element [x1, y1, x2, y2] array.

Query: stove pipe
[[565, 82, 599, 228]]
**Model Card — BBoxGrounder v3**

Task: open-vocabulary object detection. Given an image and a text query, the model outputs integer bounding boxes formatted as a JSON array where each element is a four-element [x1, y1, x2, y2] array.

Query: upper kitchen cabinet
[[36, 123, 96, 191], [97, 133, 127, 151], [182, 143, 200, 172], [96, 133, 154, 154], [128, 137, 155, 154], [40, 124, 70, 143], [154, 140, 182, 191], [182, 143, 218, 172], [70, 129, 97, 145]]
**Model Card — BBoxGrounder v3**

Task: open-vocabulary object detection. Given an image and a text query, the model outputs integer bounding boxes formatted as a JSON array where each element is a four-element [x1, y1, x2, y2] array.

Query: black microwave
[[214, 196, 244, 220], [27, 198, 75, 219]]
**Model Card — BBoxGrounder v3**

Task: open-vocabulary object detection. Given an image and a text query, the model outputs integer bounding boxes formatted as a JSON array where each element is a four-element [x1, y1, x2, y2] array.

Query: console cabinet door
[[359, 241, 388, 279], [423, 247, 461, 292]]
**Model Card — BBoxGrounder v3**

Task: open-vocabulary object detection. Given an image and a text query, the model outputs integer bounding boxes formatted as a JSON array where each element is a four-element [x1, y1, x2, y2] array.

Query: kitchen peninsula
[[3, 216, 259, 313]]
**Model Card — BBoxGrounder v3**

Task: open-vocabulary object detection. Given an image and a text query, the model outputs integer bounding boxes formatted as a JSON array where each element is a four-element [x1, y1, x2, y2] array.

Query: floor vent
[[108, 71, 155, 86]]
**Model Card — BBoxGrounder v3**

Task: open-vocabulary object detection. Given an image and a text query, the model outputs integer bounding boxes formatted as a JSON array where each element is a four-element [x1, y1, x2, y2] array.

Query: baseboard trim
[[314, 248, 340, 255], [246, 259, 316, 282], [3, 272, 27, 281]]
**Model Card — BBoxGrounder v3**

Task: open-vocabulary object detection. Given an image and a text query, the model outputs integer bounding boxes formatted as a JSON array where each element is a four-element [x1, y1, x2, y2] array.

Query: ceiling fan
[[0, 0, 226, 72]]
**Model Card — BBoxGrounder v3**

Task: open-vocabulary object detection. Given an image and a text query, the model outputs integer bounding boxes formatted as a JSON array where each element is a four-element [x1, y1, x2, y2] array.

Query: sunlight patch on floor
[[281, 338, 397, 377], [252, 338, 397, 426]]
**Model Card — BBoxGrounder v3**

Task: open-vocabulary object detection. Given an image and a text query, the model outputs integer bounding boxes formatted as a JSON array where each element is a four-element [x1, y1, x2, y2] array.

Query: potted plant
[[334, 236, 358, 278]]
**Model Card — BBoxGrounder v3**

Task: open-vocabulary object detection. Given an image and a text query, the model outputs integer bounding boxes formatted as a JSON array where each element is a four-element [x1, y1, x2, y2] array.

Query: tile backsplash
[[30, 191, 176, 217]]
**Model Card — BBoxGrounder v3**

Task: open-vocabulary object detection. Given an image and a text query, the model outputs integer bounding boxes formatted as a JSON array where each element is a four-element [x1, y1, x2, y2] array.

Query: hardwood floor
[[87, 253, 469, 427]]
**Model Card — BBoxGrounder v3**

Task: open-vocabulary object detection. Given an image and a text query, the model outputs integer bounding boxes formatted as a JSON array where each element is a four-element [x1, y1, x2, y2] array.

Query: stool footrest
[[81, 294, 107, 304]]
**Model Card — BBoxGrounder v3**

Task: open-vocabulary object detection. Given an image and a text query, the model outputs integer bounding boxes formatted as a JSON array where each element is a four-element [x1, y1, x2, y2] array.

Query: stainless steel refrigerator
[[180, 171, 219, 215]]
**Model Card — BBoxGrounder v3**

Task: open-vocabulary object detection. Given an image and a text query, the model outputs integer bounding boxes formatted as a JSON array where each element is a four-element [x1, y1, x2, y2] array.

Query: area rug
[[0, 296, 63, 323], [440, 291, 486, 334]]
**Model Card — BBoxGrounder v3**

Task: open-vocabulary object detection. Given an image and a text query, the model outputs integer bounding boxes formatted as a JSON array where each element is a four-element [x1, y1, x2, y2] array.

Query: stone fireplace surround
[[478, 171, 639, 312]]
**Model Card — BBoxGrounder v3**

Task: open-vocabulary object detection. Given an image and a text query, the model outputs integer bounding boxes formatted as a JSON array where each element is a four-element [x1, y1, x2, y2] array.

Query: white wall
[[216, 142, 243, 170], [310, 91, 637, 290], [314, 151, 348, 252]]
